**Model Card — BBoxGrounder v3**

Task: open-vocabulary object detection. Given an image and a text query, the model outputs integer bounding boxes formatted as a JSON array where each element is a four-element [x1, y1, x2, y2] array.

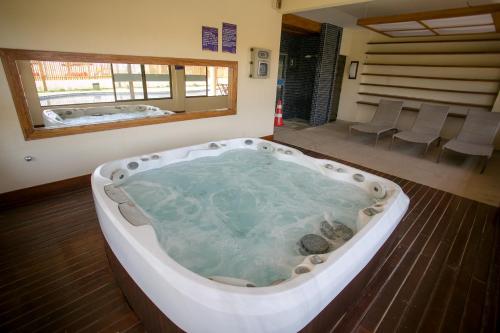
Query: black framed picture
[[348, 61, 359, 79]]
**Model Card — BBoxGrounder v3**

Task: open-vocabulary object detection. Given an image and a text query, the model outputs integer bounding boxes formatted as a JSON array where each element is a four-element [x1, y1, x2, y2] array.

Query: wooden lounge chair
[[437, 109, 500, 173], [349, 99, 403, 146], [390, 103, 449, 155]]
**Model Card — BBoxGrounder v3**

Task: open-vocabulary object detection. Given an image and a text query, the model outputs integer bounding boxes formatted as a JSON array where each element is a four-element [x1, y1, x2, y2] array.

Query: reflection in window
[[185, 66, 207, 97], [145, 64, 171, 99], [29, 61, 173, 106], [30, 61, 114, 106], [208, 67, 229, 96], [185, 66, 229, 97], [112, 64, 144, 100]]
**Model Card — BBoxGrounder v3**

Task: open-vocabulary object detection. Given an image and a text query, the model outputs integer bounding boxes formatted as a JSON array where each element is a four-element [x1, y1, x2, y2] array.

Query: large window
[[185, 66, 228, 97], [2, 48, 237, 140], [30, 61, 172, 106]]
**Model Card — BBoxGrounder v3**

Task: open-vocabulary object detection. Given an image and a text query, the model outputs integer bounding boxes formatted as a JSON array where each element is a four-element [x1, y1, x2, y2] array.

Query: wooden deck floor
[[0, 146, 498, 332]]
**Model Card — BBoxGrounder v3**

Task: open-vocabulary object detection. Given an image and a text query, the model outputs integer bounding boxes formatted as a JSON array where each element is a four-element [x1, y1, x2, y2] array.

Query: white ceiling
[[296, 0, 500, 28]]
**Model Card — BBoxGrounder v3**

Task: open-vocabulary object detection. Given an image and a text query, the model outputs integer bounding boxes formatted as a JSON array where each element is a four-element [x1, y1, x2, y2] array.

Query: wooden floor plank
[[0, 145, 498, 332]]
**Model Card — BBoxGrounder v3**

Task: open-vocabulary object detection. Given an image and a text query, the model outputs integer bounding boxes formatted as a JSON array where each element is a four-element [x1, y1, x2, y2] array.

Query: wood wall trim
[[358, 92, 492, 108], [0, 174, 91, 210], [282, 14, 321, 34], [357, 4, 500, 26], [366, 51, 500, 55], [361, 73, 500, 82], [0, 48, 238, 141], [493, 11, 500, 32], [367, 38, 500, 45], [356, 101, 467, 118], [364, 62, 500, 68], [359, 82, 498, 95]]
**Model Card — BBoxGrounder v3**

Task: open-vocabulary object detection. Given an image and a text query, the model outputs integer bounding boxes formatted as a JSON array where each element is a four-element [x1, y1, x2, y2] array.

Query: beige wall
[[337, 28, 500, 147], [0, 0, 282, 193]]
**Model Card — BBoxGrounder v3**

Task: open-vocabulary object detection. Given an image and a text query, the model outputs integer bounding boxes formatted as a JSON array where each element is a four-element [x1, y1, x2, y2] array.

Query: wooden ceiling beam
[[493, 11, 500, 33], [282, 14, 321, 34], [357, 4, 500, 26]]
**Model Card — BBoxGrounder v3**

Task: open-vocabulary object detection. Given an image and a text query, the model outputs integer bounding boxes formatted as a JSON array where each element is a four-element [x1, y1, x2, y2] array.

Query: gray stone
[[321, 220, 354, 242], [300, 234, 330, 254], [320, 221, 335, 239], [310, 255, 324, 265], [294, 266, 310, 274], [363, 207, 381, 217]]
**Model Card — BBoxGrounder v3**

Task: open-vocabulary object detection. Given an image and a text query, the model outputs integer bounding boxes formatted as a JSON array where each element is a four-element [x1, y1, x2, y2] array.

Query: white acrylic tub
[[91, 138, 409, 333]]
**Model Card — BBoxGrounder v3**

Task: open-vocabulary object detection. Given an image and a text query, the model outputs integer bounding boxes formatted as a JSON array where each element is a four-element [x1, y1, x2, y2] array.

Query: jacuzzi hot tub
[[43, 104, 175, 128], [92, 138, 409, 333]]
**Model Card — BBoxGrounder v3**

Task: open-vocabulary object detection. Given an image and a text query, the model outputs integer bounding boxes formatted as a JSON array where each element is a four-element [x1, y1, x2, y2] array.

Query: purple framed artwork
[[222, 22, 237, 53], [202, 26, 218, 52]]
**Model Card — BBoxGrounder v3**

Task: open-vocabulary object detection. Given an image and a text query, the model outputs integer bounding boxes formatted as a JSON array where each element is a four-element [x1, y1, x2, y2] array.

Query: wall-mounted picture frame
[[348, 61, 359, 79]]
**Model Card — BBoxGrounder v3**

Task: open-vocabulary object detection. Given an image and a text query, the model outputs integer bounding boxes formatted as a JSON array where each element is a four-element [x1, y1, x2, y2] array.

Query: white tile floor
[[275, 120, 500, 207]]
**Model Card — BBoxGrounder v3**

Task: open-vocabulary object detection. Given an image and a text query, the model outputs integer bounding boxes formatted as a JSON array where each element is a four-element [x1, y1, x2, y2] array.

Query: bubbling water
[[121, 149, 372, 286]]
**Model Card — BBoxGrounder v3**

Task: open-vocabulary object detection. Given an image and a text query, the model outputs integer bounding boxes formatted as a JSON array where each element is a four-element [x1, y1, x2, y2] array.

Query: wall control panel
[[250, 48, 271, 79]]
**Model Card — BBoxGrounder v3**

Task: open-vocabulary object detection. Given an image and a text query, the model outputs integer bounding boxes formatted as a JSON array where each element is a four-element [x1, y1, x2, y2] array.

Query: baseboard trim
[[0, 174, 91, 210]]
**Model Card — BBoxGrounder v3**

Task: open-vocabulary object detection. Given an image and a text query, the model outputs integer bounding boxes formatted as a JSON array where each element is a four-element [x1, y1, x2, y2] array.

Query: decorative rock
[[310, 255, 324, 265], [321, 221, 354, 242], [320, 221, 336, 239], [294, 266, 310, 274], [363, 207, 381, 217], [300, 234, 330, 254]]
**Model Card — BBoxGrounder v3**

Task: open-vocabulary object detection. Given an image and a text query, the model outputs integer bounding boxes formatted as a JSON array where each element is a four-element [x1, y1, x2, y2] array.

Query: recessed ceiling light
[[367, 21, 425, 31], [422, 14, 493, 28], [385, 29, 435, 37], [434, 24, 496, 35]]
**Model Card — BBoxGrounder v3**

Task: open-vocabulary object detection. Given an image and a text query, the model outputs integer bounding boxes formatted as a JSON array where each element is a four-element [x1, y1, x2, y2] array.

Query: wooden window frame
[[0, 48, 238, 140]]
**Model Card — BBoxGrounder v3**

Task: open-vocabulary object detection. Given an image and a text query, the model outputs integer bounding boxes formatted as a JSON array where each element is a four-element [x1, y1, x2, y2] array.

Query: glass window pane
[[207, 66, 229, 96], [185, 66, 207, 97], [30, 61, 114, 106], [112, 63, 144, 100], [145, 64, 171, 99]]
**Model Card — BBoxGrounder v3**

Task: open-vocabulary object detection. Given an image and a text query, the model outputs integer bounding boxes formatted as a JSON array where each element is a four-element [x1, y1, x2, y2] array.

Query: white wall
[[0, 0, 282, 193]]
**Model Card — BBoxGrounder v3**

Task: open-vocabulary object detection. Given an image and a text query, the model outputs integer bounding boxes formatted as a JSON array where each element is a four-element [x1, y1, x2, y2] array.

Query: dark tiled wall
[[310, 23, 343, 126], [279, 32, 319, 120]]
